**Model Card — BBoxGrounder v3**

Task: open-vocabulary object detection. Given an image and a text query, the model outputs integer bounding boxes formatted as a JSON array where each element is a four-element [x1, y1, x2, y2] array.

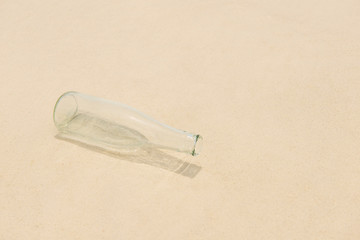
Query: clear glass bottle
[[53, 92, 202, 156]]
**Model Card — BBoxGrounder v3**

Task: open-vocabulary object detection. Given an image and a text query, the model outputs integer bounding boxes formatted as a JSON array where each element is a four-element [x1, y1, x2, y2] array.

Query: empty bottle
[[53, 92, 202, 156]]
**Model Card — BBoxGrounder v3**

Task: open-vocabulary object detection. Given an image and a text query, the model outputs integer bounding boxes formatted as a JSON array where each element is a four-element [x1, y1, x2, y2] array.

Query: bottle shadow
[[55, 134, 202, 178]]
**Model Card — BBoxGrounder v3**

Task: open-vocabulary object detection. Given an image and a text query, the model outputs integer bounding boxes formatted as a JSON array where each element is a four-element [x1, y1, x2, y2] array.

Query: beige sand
[[0, 0, 359, 239]]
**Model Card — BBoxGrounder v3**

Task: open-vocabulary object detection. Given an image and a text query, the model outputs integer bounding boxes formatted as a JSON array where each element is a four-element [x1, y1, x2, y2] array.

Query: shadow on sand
[[55, 134, 202, 178]]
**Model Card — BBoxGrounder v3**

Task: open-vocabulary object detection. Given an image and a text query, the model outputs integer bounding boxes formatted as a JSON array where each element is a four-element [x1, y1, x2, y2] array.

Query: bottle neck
[[149, 130, 202, 156]]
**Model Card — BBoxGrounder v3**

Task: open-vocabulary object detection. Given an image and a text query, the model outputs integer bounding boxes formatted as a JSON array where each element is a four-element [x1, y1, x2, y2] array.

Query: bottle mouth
[[192, 135, 203, 156]]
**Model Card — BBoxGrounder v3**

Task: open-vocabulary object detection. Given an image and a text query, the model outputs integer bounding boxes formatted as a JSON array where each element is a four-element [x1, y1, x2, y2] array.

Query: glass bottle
[[53, 92, 202, 156]]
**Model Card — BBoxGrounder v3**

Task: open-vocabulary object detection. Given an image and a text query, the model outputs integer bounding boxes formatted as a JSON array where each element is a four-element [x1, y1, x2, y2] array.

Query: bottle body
[[53, 92, 202, 156]]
